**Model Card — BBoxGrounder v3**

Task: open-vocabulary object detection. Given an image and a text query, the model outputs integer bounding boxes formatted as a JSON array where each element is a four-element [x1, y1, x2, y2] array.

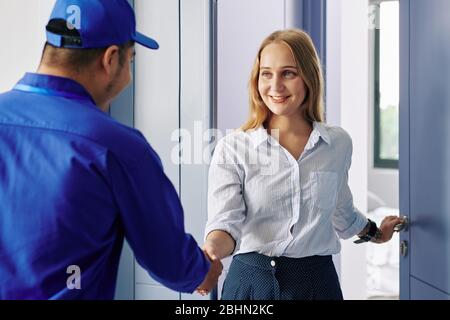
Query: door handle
[[394, 216, 408, 232], [400, 240, 408, 257]]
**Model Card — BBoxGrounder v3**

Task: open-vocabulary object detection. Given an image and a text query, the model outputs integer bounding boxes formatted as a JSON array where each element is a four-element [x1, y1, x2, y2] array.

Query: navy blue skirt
[[221, 252, 343, 300]]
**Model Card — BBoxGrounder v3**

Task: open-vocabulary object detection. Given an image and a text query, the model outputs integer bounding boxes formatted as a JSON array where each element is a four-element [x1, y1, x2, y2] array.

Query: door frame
[[399, 0, 410, 300], [110, 0, 136, 301]]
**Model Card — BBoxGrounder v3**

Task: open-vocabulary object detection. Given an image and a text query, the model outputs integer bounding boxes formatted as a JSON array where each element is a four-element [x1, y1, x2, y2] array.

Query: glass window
[[372, 1, 399, 169]]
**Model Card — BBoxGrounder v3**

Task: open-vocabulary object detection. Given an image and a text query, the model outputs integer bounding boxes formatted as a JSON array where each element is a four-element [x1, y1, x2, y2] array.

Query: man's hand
[[196, 251, 223, 296], [374, 215, 405, 244]]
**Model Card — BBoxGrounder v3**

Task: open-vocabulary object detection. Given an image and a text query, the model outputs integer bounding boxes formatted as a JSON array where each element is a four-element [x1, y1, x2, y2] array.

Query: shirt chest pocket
[[310, 171, 339, 211]]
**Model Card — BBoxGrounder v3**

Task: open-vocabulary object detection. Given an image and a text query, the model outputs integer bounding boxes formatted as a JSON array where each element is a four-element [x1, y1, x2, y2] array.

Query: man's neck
[[37, 65, 76, 80], [36, 65, 107, 111]]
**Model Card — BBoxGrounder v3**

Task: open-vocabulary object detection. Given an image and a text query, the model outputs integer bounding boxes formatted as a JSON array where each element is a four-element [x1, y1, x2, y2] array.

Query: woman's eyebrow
[[260, 66, 297, 70]]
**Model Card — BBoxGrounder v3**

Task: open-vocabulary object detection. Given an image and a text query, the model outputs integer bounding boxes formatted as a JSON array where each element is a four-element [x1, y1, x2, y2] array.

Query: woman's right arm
[[204, 138, 246, 260]]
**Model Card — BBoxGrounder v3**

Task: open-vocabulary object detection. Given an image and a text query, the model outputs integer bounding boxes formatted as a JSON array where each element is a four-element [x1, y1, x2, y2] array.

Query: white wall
[[0, 0, 55, 92], [134, 0, 182, 300], [217, 0, 285, 132], [327, 0, 370, 300], [178, 0, 213, 299]]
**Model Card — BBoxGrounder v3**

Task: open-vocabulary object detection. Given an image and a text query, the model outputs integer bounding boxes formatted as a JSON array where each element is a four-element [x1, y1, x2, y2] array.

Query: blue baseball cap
[[46, 0, 159, 50]]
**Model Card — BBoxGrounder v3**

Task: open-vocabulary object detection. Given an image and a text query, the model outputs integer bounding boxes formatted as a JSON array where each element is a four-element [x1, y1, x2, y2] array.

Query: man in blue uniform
[[0, 0, 221, 299]]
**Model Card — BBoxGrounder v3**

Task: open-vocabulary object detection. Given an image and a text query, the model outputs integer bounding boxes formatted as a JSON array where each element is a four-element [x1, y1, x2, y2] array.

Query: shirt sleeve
[[332, 138, 368, 240], [107, 145, 209, 293], [204, 139, 246, 251]]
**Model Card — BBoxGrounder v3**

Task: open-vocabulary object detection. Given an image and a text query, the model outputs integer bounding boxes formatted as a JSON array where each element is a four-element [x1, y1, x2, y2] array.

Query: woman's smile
[[269, 95, 291, 104]]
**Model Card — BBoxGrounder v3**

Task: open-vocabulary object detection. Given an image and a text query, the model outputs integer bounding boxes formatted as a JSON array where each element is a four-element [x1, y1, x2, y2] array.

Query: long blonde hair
[[241, 29, 325, 131]]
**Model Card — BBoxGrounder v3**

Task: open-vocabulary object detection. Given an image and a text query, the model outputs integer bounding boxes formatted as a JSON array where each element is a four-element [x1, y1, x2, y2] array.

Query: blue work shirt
[[0, 73, 210, 299]]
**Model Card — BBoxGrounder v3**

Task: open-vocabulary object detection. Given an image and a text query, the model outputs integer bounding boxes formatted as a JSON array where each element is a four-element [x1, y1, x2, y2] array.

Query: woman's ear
[[101, 45, 120, 77]]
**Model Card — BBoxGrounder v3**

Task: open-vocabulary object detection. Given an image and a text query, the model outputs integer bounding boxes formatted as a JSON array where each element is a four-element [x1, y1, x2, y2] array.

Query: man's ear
[[101, 45, 120, 77]]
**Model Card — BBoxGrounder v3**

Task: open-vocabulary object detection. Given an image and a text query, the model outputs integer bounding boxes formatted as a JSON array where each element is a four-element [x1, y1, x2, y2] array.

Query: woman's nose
[[270, 75, 285, 91]]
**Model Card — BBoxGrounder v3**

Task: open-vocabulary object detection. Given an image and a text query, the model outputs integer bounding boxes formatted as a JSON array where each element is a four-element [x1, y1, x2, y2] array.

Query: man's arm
[[108, 147, 210, 293]]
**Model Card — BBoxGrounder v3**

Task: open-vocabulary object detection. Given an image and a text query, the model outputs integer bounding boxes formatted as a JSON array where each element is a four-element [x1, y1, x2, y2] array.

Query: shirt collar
[[312, 121, 331, 146], [248, 127, 276, 149], [248, 122, 331, 150], [14, 73, 96, 105]]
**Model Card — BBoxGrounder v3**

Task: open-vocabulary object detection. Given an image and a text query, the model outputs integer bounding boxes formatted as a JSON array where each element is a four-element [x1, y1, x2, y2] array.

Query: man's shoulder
[[60, 103, 151, 166], [87, 114, 150, 161], [0, 89, 150, 165]]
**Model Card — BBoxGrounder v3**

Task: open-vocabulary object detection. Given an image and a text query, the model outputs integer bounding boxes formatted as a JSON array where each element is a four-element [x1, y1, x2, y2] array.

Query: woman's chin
[[268, 105, 298, 117]]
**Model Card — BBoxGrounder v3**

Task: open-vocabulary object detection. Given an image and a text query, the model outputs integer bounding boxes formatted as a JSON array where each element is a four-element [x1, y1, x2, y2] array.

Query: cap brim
[[135, 32, 159, 50]]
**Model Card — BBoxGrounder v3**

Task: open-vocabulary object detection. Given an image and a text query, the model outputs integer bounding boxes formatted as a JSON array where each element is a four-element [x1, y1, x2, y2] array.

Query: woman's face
[[258, 42, 307, 118]]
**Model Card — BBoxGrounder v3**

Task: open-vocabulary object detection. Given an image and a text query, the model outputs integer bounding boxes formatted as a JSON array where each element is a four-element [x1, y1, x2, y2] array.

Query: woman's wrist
[[205, 230, 236, 259], [370, 228, 384, 243], [354, 219, 381, 244]]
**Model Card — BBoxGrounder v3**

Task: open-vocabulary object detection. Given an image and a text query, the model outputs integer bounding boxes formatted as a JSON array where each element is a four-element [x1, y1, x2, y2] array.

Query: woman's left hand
[[375, 216, 406, 244]]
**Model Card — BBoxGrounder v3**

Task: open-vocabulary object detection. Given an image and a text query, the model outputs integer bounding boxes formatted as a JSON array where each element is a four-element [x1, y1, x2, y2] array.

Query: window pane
[[380, 105, 399, 160], [379, 1, 399, 161]]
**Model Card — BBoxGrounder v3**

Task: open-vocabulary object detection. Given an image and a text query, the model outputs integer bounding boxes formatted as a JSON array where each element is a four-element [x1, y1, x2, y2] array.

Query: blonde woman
[[200, 29, 403, 300]]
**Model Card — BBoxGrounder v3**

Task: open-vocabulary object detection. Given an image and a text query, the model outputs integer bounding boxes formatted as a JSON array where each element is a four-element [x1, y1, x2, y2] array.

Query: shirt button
[[270, 260, 276, 267]]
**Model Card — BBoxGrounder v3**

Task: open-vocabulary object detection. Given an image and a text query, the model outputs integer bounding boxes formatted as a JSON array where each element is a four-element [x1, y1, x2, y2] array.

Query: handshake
[[196, 230, 235, 296], [195, 241, 224, 296]]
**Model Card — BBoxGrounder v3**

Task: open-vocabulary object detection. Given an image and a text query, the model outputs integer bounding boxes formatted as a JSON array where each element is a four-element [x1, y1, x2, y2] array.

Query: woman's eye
[[283, 71, 297, 78], [260, 72, 272, 78]]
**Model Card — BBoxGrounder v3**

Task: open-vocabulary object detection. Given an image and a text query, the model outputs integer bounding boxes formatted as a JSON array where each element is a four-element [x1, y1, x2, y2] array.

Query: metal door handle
[[394, 216, 408, 232], [400, 240, 408, 257]]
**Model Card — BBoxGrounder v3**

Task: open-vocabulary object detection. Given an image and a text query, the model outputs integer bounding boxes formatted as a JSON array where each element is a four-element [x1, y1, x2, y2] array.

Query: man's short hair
[[40, 19, 134, 72]]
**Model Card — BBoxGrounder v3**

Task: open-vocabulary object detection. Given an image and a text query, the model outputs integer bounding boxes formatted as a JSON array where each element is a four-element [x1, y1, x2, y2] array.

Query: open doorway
[[366, 0, 400, 300]]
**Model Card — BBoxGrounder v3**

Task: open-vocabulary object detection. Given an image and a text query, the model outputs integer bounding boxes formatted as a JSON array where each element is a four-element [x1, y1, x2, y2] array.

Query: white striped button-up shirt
[[205, 122, 368, 258]]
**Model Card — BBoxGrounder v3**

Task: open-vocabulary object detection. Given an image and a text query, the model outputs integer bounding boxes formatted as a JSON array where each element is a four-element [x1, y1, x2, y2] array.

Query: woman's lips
[[269, 96, 289, 103]]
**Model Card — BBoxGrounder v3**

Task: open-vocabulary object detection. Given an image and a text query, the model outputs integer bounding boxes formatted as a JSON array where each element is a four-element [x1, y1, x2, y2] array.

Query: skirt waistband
[[233, 252, 332, 271]]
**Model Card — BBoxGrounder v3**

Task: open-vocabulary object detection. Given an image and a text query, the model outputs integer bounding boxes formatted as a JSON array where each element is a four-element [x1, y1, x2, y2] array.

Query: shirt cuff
[[337, 210, 368, 240]]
